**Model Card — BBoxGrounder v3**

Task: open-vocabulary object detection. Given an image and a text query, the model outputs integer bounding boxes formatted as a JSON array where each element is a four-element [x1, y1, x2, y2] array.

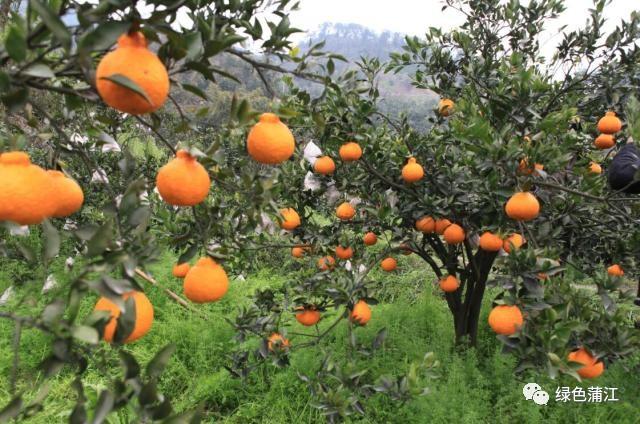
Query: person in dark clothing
[[608, 143, 640, 193]]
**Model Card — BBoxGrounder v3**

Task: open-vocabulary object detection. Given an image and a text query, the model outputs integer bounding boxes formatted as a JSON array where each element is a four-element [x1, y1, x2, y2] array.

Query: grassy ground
[[0, 250, 639, 423]]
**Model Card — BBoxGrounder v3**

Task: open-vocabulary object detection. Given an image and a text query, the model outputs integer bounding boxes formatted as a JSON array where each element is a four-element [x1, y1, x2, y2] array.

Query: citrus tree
[[227, 0, 640, 412]]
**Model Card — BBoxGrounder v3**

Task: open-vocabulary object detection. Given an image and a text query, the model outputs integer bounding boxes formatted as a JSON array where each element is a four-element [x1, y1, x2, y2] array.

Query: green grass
[[1, 251, 639, 423]]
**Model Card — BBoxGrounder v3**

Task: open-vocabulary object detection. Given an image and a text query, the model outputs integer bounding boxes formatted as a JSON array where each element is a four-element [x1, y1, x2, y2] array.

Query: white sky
[[291, 0, 639, 44]]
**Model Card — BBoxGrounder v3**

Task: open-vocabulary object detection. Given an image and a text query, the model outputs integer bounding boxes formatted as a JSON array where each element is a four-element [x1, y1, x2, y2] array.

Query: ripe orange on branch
[[438, 98, 455, 117], [48, 171, 84, 218], [183, 257, 229, 303], [363, 232, 378, 246], [588, 162, 602, 174], [415, 216, 435, 233], [267, 333, 290, 352], [295, 307, 321, 326], [435, 218, 452, 235], [381, 257, 397, 272], [402, 157, 424, 183], [247, 113, 295, 164], [597, 111, 622, 134], [336, 202, 356, 220], [291, 246, 308, 258], [317, 256, 336, 271], [505, 191, 540, 221], [335, 246, 354, 260], [0, 152, 56, 225], [172, 263, 191, 278], [96, 31, 169, 115], [443, 224, 465, 244], [503, 233, 525, 253], [607, 264, 624, 277], [517, 159, 544, 176], [314, 156, 336, 175], [279, 208, 301, 230], [488, 305, 523, 335], [350, 300, 371, 325], [568, 348, 604, 379], [94, 291, 154, 343], [339, 142, 362, 161], [156, 150, 210, 206], [479, 232, 503, 251], [439, 275, 459, 293], [594, 134, 615, 149]]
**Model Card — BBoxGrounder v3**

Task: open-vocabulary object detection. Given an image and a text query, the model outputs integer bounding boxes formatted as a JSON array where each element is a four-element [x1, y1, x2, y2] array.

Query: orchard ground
[[1, 248, 638, 423]]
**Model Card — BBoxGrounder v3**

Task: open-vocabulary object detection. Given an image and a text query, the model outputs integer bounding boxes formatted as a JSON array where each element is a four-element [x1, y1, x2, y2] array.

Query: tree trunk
[[451, 249, 497, 346]]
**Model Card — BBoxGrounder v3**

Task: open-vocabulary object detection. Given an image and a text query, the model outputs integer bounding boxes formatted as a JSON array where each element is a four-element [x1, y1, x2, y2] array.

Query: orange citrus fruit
[[96, 31, 169, 115], [247, 113, 295, 164]]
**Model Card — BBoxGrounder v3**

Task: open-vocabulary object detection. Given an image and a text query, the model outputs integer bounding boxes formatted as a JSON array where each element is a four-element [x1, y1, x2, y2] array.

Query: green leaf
[[0, 396, 22, 422], [78, 21, 130, 53], [30, 0, 71, 50], [16, 240, 36, 263], [91, 390, 114, 424], [184, 32, 204, 61], [119, 351, 140, 380], [5, 23, 27, 62], [181, 84, 209, 101], [22, 63, 55, 79], [42, 220, 61, 262], [72, 325, 99, 345], [86, 222, 112, 257], [146, 344, 176, 379], [42, 300, 65, 325], [99, 74, 152, 105], [0, 72, 10, 93]]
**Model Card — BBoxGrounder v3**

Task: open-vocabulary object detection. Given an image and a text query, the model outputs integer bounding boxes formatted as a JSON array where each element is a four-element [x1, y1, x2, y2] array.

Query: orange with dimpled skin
[[597, 111, 622, 134], [381, 257, 397, 272], [156, 150, 210, 206], [503, 233, 525, 253], [94, 291, 154, 343], [172, 263, 190, 278], [488, 305, 523, 335], [402, 157, 424, 183], [439, 275, 459, 293], [350, 300, 371, 325], [568, 348, 604, 379], [363, 232, 377, 246], [505, 192, 540, 221], [314, 156, 336, 175], [416, 216, 435, 233], [339, 142, 362, 161], [247, 113, 295, 164], [443, 224, 465, 244], [435, 218, 452, 235], [183, 257, 229, 303], [0, 152, 56, 225], [479, 232, 503, 251], [336, 202, 356, 220], [295, 307, 321, 326], [279, 208, 301, 231], [335, 246, 353, 260], [48, 170, 84, 218], [96, 31, 169, 115]]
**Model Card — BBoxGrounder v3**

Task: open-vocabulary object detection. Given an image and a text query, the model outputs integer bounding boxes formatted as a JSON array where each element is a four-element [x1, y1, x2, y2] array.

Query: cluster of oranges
[[594, 111, 622, 150], [42, 29, 625, 372], [0, 152, 84, 225]]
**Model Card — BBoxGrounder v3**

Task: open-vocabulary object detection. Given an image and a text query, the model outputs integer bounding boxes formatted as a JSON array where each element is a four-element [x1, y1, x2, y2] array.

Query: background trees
[[0, 0, 639, 422]]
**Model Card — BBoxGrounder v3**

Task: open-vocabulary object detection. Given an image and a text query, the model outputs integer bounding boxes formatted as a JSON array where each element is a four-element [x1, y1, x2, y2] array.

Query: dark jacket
[[608, 143, 640, 194]]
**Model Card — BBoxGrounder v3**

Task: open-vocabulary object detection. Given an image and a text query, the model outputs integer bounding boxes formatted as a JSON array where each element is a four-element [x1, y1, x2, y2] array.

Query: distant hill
[[303, 22, 407, 60], [301, 23, 437, 130]]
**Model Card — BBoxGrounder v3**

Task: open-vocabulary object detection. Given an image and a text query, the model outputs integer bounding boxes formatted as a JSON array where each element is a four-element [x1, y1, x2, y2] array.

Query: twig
[[133, 115, 177, 155]]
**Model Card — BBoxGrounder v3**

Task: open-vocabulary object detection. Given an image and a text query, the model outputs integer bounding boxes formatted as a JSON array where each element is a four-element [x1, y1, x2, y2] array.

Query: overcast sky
[[291, 0, 639, 44]]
